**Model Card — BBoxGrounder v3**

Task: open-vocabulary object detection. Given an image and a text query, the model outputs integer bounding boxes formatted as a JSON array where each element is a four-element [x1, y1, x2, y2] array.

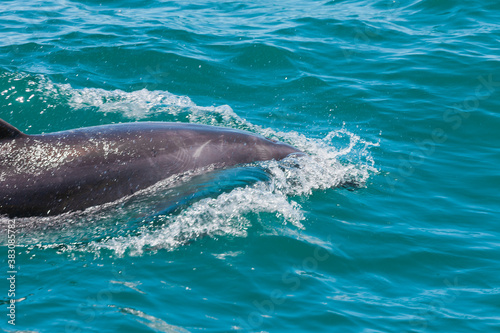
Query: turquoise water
[[1, 0, 499, 332]]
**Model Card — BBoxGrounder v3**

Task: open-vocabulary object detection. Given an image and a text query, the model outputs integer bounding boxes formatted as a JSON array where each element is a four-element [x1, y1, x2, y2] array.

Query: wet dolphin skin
[[0, 119, 302, 217]]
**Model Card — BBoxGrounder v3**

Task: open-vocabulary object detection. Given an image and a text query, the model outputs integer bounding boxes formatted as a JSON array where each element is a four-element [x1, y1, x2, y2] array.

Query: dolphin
[[0, 119, 302, 218]]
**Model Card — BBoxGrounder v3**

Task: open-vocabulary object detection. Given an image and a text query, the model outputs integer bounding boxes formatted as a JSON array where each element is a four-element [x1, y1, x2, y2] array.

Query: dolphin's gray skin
[[0, 119, 301, 218]]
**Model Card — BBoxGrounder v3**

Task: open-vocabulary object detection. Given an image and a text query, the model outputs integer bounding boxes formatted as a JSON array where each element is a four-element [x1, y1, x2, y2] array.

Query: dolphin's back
[[0, 120, 301, 217]]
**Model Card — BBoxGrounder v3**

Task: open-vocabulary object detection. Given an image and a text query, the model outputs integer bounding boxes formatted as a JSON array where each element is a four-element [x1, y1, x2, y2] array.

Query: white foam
[[1, 74, 379, 256], [90, 182, 305, 256]]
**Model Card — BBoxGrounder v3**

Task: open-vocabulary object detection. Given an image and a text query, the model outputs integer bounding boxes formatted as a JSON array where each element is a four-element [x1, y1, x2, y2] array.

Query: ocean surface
[[1, 0, 499, 332]]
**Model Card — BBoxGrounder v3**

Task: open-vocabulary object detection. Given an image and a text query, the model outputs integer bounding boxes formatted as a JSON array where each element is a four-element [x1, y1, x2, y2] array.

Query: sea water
[[0, 1, 499, 332]]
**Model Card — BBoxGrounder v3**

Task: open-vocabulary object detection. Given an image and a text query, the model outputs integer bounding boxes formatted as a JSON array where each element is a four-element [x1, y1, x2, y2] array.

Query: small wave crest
[[1, 74, 378, 256]]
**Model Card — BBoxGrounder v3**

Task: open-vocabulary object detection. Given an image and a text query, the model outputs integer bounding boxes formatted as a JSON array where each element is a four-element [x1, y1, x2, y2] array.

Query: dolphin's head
[[243, 135, 304, 163]]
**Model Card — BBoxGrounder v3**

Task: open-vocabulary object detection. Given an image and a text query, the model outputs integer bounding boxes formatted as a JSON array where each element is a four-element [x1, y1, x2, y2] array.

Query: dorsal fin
[[0, 118, 25, 140]]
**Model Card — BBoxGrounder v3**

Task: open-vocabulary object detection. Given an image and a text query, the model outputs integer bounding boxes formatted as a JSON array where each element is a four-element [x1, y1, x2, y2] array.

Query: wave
[[0, 73, 378, 256]]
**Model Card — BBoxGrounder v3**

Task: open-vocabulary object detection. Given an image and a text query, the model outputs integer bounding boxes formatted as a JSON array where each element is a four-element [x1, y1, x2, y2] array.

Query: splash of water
[[0, 74, 379, 256]]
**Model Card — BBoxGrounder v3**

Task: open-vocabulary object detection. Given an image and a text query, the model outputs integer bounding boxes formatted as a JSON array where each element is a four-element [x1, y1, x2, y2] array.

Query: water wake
[[1, 73, 378, 256]]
